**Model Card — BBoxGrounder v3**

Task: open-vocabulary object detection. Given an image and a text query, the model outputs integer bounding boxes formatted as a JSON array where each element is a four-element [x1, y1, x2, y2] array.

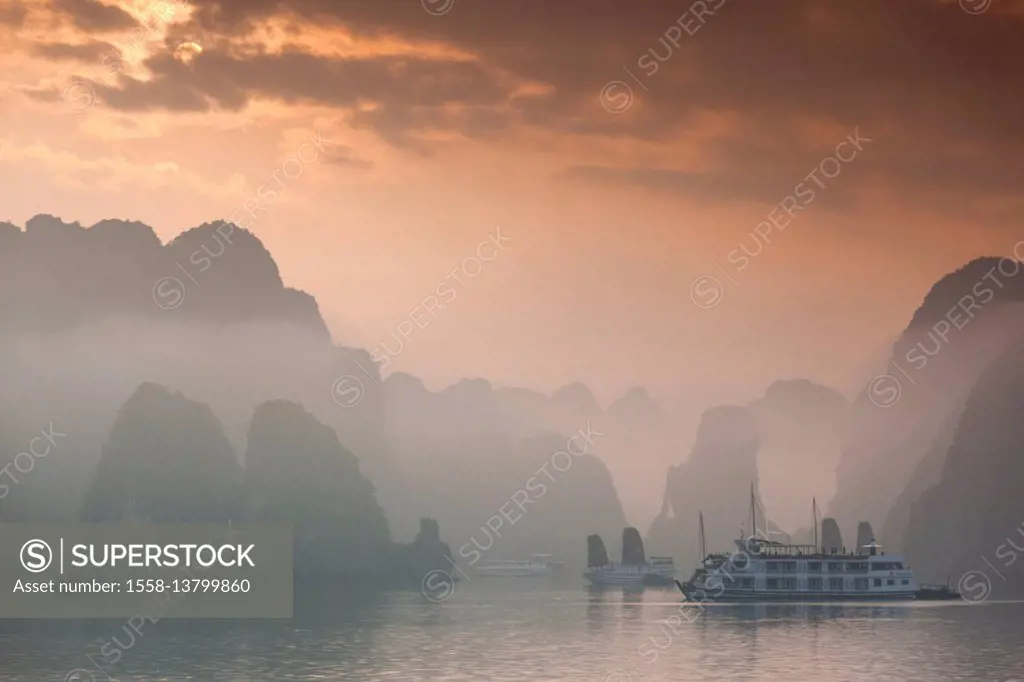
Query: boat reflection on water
[[709, 602, 910, 624]]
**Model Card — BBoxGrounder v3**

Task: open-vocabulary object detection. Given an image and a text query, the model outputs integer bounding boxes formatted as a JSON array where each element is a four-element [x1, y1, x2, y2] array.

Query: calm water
[[2, 583, 1022, 681]]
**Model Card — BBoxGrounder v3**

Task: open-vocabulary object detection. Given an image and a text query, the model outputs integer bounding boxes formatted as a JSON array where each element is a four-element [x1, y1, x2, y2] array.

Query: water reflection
[[0, 586, 1020, 681]]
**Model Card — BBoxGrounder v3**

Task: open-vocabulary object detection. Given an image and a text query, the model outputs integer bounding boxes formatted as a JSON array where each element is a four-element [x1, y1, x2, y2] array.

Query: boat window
[[827, 562, 842, 572], [828, 577, 843, 590], [902, 579, 909, 585], [766, 578, 779, 589], [807, 562, 822, 572], [808, 578, 823, 590], [854, 578, 868, 590], [874, 578, 882, 587], [887, 579, 894, 585]]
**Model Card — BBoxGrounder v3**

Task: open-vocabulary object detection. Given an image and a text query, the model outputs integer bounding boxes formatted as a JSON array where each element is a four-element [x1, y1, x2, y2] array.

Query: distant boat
[[583, 528, 675, 586], [586, 561, 676, 586], [476, 554, 563, 577]]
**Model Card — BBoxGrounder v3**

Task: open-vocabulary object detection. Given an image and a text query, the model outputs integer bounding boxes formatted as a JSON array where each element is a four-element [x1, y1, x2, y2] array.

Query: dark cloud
[[37, 0, 1024, 204], [565, 166, 799, 206], [100, 49, 509, 145], [0, 1, 27, 27], [52, 0, 138, 31], [32, 40, 117, 62], [319, 143, 375, 170]]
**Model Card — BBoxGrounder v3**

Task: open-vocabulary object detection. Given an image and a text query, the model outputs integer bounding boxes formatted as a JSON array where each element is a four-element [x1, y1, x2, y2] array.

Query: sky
[[2, 0, 1023, 406]]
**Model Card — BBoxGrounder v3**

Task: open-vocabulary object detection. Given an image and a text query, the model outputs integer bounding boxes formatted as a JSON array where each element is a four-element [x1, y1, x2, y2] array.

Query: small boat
[[476, 554, 563, 577], [583, 528, 675, 586]]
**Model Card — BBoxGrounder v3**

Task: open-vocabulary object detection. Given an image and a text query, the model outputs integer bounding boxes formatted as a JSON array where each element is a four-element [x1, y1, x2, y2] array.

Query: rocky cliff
[[244, 400, 390, 577], [80, 383, 243, 523], [646, 406, 763, 568], [830, 257, 1024, 543], [750, 379, 848, 532], [903, 335, 1024, 596]]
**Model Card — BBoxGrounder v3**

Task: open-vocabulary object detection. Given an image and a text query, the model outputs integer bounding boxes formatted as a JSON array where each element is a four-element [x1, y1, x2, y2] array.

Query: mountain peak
[[907, 256, 1024, 332], [552, 382, 599, 409]]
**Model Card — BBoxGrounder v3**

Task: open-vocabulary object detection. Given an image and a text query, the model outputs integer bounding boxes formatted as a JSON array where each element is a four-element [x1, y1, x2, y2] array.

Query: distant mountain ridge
[[647, 379, 847, 565], [0, 214, 650, 573], [8, 213, 1016, 588], [0, 215, 328, 336]]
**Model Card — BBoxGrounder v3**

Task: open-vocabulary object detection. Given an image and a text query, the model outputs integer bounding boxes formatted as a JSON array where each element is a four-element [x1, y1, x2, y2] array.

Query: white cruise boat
[[675, 497, 934, 602], [476, 554, 563, 577], [676, 537, 919, 601]]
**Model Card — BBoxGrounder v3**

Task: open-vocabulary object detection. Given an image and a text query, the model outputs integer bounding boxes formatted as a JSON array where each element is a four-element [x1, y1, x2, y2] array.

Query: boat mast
[[699, 510, 706, 562], [750, 482, 757, 539], [812, 497, 819, 552]]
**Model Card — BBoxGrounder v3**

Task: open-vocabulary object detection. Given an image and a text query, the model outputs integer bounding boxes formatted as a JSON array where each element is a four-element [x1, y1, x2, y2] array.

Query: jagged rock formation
[[80, 383, 242, 522], [415, 518, 442, 545], [856, 522, 875, 549], [244, 400, 390, 577], [621, 527, 646, 565], [750, 380, 848, 531], [821, 518, 845, 553], [0, 214, 635, 575], [645, 378, 845, 564], [587, 534, 610, 567], [606, 387, 665, 426], [377, 373, 648, 540], [71, 386, 450, 581], [385, 425, 628, 572], [550, 382, 602, 428], [831, 257, 1024, 542], [599, 386, 682, 532], [903, 335, 1024, 595], [0, 215, 383, 528], [647, 406, 763, 568], [384, 518, 455, 586]]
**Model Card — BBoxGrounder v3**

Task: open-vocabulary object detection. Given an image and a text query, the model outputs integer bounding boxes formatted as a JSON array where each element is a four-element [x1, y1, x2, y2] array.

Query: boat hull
[[676, 581, 919, 602], [584, 573, 645, 586], [641, 574, 677, 587], [585, 569, 674, 586]]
